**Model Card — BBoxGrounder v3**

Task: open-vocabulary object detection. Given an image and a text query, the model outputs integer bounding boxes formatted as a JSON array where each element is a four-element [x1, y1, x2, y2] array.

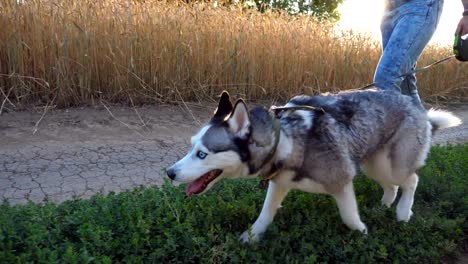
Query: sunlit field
[[0, 0, 467, 107]]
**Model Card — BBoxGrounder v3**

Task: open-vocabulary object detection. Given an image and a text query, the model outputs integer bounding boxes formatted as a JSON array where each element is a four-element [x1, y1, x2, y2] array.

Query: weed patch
[[1, 145, 467, 263]]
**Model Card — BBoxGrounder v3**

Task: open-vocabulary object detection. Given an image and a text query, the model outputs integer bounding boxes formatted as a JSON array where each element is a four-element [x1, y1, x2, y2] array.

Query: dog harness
[[257, 105, 325, 189], [257, 118, 281, 189]]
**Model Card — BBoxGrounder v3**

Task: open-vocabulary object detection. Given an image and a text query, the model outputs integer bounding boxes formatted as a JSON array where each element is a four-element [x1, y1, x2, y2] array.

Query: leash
[[357, 34, 468, 90], [256, 35, 467, 189], [357, 55, 456, 90]]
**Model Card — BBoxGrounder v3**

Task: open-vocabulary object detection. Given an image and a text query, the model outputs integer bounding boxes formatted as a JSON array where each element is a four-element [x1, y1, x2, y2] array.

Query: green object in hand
[[453, 34, 468, 62]]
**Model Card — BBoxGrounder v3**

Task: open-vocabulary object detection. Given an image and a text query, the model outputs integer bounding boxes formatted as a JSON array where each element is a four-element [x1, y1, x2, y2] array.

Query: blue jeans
[[374, 0, 444, 100]]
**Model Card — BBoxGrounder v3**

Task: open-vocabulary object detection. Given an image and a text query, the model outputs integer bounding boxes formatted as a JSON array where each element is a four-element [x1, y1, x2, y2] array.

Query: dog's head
[[167, 91, 276, 196]]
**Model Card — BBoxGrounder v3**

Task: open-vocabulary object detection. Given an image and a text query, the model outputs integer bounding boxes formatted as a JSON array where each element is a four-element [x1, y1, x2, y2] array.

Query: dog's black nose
[[167, 168, 176, 180]]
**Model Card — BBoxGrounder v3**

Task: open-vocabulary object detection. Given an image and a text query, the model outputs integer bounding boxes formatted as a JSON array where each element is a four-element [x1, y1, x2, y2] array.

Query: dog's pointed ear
[[213, 91, 233, 119], [227, 99, 250, 137]]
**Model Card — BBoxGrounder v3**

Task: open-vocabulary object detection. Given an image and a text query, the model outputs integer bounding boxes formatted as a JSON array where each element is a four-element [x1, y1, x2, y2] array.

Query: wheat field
[[0, 0, 467, 107]]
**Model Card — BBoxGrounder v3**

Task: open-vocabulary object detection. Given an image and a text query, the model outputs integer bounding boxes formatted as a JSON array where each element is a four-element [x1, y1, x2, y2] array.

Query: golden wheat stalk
[[0, 0, 466, 107]]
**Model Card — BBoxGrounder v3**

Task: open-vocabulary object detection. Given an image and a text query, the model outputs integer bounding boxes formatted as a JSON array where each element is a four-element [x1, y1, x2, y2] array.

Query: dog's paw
[[355, 222, 368, 235], [346, 221, 368, 235], [397, 209, 413, 222], [239, 230, 261, 244], [381, 199, 393, 208], [361, 225, 368, 235], [381, 187, 398, 208]]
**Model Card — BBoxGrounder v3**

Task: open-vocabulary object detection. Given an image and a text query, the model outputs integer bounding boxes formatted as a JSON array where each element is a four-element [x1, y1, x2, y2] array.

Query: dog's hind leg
[[240, 181, 290, 243], [332, 182, 368, 233], [381, 185, 399, 208], [389, 124, 428, 222], [362, 149, 399, 208], [396, 173, 418, 222]]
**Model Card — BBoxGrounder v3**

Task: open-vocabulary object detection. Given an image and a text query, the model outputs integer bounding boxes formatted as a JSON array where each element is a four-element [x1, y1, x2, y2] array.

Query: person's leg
[[400, 66, 421, 103], [374, 0, 444, 103], [379, 1, 397, 52]]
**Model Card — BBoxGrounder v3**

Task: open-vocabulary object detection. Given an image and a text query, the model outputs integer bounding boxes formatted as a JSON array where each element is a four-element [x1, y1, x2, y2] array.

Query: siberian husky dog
[[166, 89, 461, 243]]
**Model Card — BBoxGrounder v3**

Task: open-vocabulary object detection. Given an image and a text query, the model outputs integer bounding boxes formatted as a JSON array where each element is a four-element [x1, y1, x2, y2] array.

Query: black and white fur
[[167, 89, 461, 243]]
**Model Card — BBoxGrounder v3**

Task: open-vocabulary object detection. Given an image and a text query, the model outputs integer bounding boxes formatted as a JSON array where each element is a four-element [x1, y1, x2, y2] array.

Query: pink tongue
[[186, 174, 208, 196]]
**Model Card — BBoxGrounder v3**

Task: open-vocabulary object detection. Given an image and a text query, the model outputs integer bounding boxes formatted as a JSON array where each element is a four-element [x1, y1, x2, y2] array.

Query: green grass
[[1, 145, 467, 263]]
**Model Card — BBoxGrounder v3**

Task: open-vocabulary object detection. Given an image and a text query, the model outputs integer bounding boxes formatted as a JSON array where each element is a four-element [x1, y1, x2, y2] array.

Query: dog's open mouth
[[186, 169, 223, 196]]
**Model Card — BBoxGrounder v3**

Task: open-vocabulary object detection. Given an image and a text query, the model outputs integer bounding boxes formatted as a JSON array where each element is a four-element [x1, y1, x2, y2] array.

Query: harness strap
[[270, 105, 324, 116], [256, 118, 281, 188]]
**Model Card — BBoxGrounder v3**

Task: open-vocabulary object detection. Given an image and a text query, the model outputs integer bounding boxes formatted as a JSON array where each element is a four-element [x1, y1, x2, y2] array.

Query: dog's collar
[[257, 118, 281, 188]]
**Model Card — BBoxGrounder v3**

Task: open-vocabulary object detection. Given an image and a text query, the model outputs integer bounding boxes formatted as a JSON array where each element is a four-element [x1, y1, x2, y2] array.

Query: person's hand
[[456, 16, 468, 36]]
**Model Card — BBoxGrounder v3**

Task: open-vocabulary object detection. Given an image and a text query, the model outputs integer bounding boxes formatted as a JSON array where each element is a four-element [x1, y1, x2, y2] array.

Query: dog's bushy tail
[[427, 109, 462, 132]]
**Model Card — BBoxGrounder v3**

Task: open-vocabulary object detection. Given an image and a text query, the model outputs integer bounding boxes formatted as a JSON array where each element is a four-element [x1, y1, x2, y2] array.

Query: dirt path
[[0, 103, 467, 205]]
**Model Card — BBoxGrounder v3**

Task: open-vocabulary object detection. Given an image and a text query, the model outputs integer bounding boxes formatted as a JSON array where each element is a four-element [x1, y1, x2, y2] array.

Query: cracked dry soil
[[0, 103, 467, 205]]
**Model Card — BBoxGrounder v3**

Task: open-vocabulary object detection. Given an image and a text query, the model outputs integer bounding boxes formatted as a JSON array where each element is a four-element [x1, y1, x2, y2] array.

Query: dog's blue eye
[[197, 151, 207, 159]]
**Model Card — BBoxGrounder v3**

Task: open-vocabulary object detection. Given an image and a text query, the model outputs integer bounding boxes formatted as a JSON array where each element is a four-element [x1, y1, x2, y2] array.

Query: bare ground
[[0, 103, 467, 205]]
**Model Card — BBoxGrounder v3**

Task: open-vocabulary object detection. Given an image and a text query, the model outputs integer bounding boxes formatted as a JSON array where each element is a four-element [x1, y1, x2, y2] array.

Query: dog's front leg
[[240, 180, 290, 243], [332, 181, 368, 233]]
